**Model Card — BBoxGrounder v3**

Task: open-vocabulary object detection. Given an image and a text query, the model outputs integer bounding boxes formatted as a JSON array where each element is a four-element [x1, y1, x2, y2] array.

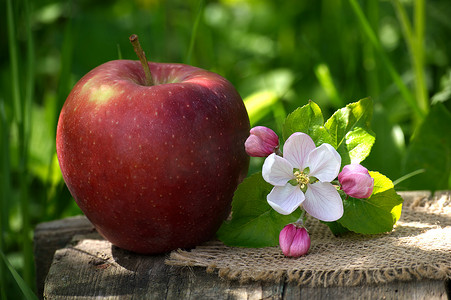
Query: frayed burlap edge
[[166, 191, 451, 287]]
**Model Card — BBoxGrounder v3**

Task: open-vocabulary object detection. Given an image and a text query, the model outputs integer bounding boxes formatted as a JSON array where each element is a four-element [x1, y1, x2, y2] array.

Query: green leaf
[[322, 220, 350, 236], [282, 100, 332, 145], [345, 127, 376, 164], [337, 171, 403, 234], [402, 103, 451, 191], [217, 172, 301, 247], [325, 97, 375, 166]]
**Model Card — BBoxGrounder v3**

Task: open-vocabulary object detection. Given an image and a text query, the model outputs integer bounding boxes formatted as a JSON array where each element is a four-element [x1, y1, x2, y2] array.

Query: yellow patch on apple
[[83, 78, 118, 104]]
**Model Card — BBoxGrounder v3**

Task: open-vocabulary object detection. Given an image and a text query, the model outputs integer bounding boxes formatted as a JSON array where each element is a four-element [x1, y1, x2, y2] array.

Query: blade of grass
[[348, 0, 424, 120], [185, 0, 204, 65], [414, 0, 428, 113], [6, 0, 21, 124], [392, 0, 429, 116], [364, 0, 380, 97], [0, 251, 39, 300], [25, 0, 34, 143], [20, 0, 35, 289], [314, 63, 343, 108], [0, 101, 9, 300], [392, 0, 415, 55], [393, 168, 425, 186], [117, 44, 123, 60], [55, 10, 74, 132], [7, 0, 34, 288]]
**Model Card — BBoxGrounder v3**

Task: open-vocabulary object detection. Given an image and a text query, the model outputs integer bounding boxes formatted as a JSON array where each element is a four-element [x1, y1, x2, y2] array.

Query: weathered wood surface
[[34, 191, 451, 300], [33, 215, 96, 298]]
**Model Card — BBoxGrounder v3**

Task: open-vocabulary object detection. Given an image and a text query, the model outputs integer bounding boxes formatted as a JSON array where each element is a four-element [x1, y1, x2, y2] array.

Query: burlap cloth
[[166, 191, 451, 287]]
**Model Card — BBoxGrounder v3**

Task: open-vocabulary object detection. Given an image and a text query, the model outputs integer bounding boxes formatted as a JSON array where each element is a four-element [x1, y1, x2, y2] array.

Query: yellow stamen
[[294, 170, 310, 189]]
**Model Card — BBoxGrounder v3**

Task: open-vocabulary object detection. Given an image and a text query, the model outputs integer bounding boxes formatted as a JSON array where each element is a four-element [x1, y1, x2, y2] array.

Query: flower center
[[293, 170, 309, 190]]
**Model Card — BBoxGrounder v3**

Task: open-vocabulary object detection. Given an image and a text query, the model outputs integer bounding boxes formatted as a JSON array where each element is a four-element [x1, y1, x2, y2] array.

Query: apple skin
[[56, 60, 250, 254]]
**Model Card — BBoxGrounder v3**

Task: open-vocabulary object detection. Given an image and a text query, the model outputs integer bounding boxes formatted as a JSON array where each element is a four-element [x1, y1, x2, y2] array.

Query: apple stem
[[129, 34, 154, 86]]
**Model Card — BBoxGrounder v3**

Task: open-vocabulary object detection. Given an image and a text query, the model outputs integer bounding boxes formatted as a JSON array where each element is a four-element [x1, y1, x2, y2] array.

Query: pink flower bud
[[244, 126, 279, 157], [279, 224, 311, 257], [338, 164, 374, 199]]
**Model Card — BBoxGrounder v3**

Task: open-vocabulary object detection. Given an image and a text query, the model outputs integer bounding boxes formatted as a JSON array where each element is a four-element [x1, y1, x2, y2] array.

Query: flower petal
[[303, 182, 343, 221], [306, 143, 341, 182], [267, 184, 305, 215], [283, 132, 316, 170], [289, 226, 311, 257], [262, 153, 294, 186]]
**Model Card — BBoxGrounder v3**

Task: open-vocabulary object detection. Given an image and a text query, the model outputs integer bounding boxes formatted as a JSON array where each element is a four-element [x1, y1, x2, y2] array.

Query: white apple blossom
[[262, 132, 343, 222]]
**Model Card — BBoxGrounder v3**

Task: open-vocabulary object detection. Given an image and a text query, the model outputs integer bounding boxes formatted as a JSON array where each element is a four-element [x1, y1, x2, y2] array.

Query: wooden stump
[[34, 192, 451, 299], [33, 215, 96, 298]]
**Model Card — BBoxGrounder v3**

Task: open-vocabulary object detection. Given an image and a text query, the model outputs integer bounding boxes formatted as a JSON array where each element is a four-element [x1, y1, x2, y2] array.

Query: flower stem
[[129, 34, 153, 86], [295, 210, 306, 226]]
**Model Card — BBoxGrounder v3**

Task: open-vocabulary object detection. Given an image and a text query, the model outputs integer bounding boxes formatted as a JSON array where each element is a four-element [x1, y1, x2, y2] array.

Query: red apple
[[56, 58, 250, 254]]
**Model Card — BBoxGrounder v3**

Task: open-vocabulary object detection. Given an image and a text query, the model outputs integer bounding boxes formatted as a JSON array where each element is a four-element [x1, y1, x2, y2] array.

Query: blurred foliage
[[1, 0, 451, 297]]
